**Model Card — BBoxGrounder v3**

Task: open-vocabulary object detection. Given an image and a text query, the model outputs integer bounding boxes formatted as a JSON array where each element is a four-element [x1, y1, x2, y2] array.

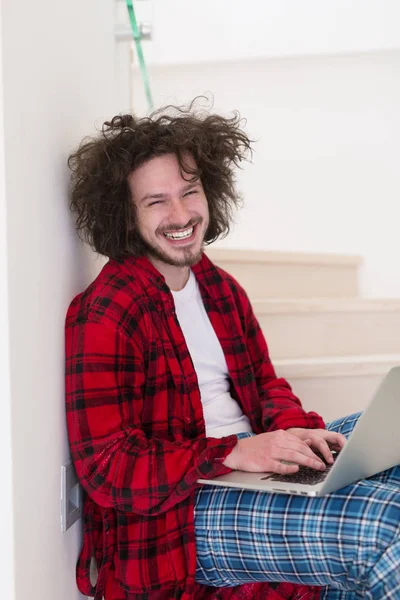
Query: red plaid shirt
[[65, 253, 324, 600]]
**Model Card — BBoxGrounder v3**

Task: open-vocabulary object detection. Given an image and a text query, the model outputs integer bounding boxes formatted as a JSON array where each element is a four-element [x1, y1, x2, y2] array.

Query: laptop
[[198, 366, 400, 497]]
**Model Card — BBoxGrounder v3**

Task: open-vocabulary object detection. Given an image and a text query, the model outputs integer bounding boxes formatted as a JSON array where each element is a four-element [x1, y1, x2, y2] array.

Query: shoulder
[[65, 258, 149, 337]]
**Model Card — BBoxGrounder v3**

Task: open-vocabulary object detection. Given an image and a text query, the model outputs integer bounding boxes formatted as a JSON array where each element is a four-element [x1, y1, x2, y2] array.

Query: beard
[[134, 219, 206, 267], [141, 237, 203, 267]]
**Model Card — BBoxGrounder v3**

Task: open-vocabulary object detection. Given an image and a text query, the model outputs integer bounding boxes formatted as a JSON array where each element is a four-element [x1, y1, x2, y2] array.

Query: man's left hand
[[286, 428, 347, 465]]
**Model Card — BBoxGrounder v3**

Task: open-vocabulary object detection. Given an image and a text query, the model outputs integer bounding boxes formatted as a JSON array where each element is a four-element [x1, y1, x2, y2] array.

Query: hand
[[286, 428, 347, 465], [222, 430, 328, 474]]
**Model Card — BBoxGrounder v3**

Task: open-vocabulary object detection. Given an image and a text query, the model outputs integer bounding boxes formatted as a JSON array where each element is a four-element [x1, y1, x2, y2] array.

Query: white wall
[[139, 0, 400, 66], [0, 3, 15, 597], [132, 51, 400, 298], [1, 1, 118, 599]]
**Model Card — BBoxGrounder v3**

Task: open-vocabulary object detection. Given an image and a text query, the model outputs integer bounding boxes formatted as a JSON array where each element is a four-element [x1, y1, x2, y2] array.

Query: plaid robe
[[65, 252, 324, 599]]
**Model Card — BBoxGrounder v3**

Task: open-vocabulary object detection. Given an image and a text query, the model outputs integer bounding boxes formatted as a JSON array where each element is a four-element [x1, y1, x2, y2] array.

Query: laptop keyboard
[[261, 449, 340, 486]]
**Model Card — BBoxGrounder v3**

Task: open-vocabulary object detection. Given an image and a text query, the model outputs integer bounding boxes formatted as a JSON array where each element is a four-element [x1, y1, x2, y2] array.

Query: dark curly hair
[[68, 100, 253, 260]]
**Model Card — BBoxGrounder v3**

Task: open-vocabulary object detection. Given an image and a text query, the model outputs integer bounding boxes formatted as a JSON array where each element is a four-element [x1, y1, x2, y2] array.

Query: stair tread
[[253, 298, 400, 313], [275, 353, 400, 366], [207, 248, 363, 266], [274, 354, 400, 378]]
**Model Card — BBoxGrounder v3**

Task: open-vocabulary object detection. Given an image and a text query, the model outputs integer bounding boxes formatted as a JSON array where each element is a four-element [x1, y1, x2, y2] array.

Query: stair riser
[[259, 311, 400, 359], [216, 262, 359, 299], [283, 374, 384, 423]]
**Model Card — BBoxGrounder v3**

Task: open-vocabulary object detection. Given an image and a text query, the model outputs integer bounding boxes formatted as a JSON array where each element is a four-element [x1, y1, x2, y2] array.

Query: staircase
[[207, 248, 400, 423]]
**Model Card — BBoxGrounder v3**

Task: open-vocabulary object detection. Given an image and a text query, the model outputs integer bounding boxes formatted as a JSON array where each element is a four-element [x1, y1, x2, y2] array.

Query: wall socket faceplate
[[61, 460, 83, 532]]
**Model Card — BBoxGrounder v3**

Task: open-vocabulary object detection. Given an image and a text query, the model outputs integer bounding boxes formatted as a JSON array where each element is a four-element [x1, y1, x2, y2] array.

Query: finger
[[330, 433, 347, 449], [290, 438, 327, 465], [272, 432, 325, 465], [277, 449, 326, 471], [268, 459, 300, 475], [308, 438, 334, 464], [320, 431, 348, 450]]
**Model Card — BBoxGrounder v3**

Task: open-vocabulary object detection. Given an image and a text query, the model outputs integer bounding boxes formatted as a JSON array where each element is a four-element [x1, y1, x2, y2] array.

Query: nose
[[168, 198, 191, 227]]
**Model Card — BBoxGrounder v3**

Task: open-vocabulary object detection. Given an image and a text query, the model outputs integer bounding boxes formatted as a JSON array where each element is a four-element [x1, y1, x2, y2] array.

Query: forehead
[[128, 153, 198, 199]]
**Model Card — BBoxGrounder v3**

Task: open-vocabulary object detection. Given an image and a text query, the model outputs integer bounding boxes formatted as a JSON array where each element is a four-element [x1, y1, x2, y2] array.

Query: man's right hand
[[222, 430, 327, 474]]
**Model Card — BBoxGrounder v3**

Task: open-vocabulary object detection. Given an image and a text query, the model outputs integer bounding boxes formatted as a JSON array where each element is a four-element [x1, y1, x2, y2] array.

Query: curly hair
[[68, 100, 253, 260]]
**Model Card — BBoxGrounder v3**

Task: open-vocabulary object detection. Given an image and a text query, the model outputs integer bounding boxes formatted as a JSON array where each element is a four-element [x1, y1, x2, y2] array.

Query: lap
[[194, 412, 400, 592]]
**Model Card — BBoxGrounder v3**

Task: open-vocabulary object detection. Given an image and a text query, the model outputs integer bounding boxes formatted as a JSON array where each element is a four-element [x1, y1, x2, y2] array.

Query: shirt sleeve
[[65, 319, 237, 517], [243, 295, 326, 432]]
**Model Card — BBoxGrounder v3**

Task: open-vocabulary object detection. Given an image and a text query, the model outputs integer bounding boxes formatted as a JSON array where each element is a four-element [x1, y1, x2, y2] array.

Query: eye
[[184, 189, 198, 197], [148, 200, 163, 207]]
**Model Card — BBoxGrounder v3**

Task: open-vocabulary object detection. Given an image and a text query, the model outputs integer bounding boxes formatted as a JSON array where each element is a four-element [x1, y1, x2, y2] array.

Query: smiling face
[[128, 153, 210, 273]]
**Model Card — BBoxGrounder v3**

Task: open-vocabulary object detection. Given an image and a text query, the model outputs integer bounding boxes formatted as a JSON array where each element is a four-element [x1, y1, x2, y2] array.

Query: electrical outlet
[[61, 460, 83, 532]]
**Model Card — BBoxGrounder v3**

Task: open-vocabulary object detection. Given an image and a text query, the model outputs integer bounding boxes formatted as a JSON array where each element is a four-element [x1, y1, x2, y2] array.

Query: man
[[65, 104, 400, 600]]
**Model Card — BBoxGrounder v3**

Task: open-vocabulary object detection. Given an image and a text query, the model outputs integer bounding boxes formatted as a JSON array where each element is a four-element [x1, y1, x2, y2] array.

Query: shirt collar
[[112, 251, 215, 288]]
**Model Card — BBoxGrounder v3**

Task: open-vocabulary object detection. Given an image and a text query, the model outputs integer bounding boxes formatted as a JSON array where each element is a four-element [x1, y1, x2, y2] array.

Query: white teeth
[[164, 227, 194, 240]]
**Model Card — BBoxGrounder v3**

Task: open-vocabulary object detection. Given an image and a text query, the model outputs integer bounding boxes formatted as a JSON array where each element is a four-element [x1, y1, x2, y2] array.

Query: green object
[[126, 0, 154, 111]]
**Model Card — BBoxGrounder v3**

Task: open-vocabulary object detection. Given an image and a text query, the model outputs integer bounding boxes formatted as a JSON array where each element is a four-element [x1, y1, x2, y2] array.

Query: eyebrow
[[139, 182, 199, 205]]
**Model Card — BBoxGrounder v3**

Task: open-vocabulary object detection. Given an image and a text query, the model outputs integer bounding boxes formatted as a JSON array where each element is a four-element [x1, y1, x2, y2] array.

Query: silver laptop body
[[198, 366, 400, 497]]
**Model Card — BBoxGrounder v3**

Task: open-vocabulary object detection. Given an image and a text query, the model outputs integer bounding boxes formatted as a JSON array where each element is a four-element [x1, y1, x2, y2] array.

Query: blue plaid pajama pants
[[194, 413, 400, 599]]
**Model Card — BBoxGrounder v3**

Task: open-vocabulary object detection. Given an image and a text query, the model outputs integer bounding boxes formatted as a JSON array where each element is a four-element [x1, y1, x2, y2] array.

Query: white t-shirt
[[171, 270, 253, 438]]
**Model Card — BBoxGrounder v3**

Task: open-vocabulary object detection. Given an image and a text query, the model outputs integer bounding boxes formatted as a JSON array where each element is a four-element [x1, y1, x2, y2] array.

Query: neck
[[148, 257, 190, 291]]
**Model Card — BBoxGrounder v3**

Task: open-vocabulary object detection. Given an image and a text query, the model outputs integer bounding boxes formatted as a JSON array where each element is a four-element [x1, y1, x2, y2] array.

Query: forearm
[[70, 427, 237, 515], [259, 378, 325, 431]]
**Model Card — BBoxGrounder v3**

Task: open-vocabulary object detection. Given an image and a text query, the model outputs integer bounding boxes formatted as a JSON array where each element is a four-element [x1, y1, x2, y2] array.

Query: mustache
[[159, 218, 201, 233]]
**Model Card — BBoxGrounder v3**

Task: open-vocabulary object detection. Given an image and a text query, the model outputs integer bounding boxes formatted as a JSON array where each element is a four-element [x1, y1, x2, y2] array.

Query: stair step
[[207, 248, 362, 299], [254, 298, 400, 359], [274, 354, 400, 422]]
